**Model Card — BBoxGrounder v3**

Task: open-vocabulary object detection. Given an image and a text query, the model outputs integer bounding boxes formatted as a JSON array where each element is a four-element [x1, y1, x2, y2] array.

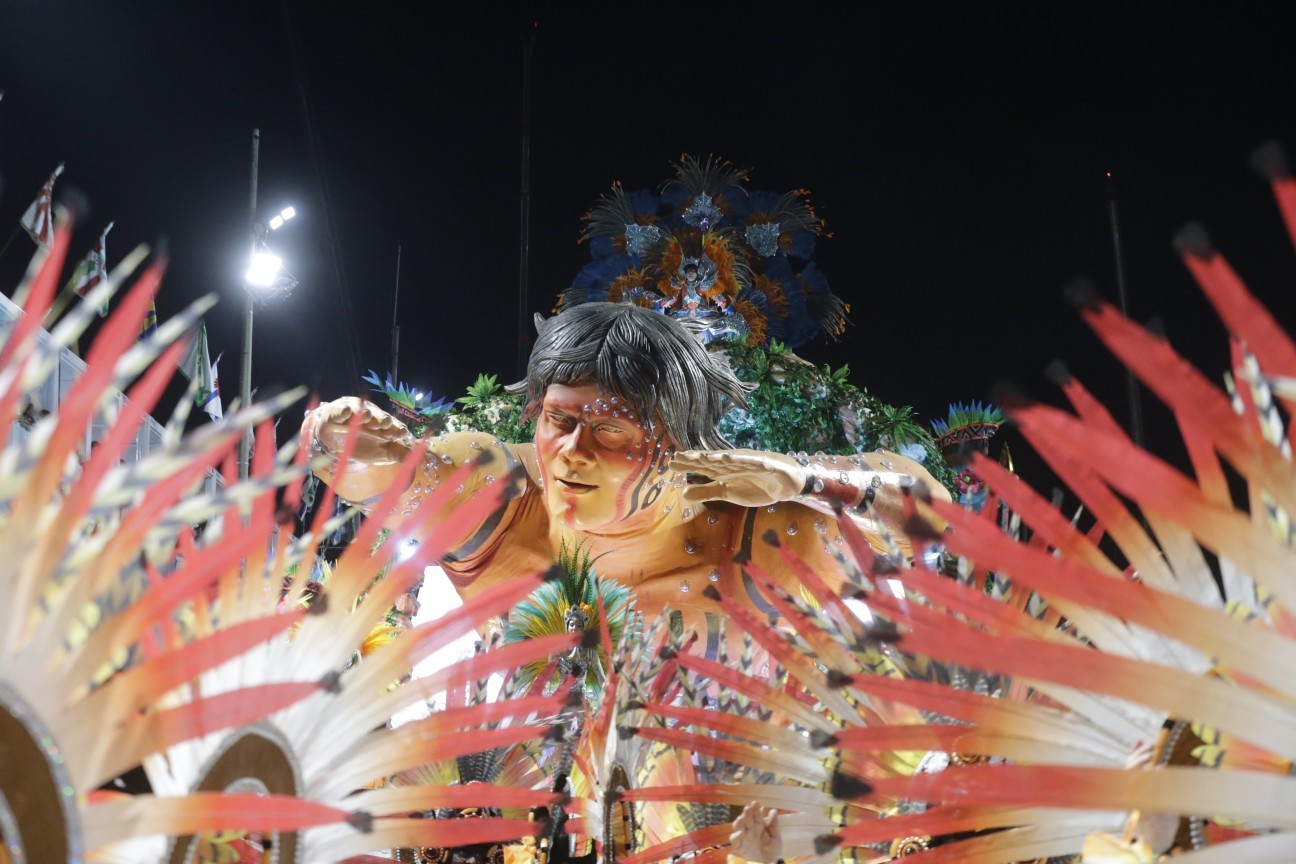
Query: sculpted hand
[[671, 449, 806, 508], [729, 801, 781, 864], [306, 397, 415, 466]]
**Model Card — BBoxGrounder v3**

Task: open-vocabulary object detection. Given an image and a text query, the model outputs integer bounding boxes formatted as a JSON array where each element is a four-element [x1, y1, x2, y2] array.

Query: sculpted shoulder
[[747, 500, 848, 568], [416, 431, 531, 506]]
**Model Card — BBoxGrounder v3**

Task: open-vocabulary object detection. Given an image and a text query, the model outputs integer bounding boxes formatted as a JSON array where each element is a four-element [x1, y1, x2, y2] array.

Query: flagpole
[[239, 129, 260, 479], [44, 281, 80, 329], [0, 225, 21, 266], [1105, 171, 1144, 449], [391, 245, 401, 382]]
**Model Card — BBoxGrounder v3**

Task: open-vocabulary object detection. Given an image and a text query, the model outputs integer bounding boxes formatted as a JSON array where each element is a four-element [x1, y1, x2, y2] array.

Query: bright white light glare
[[397, 538, 419, 562], [267, 206, 297, 231], [391, 565, 476, 728], [413, 391, 423, 402], [245, 250, 284, 286], [844, 596, 874, 625], [886, 578, 906, 599]]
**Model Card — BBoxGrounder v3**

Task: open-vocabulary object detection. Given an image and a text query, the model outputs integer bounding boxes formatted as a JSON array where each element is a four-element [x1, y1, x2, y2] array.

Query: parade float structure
[[9, 144, 1296, 864], [291, 145, 1296, 863]]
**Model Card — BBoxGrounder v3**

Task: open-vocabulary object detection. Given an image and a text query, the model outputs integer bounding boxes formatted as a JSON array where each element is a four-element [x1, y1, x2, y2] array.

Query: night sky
[[2, 3, 1295, 482]]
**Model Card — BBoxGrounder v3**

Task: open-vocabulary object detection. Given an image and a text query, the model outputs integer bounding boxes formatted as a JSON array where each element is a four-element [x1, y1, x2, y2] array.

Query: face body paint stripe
[[622, 435, 671, 520]]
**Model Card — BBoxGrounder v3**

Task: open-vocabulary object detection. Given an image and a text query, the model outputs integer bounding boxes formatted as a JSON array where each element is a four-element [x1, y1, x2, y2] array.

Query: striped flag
[[138, 300, 158, 341], [20, 163, 65, 249], [178, 324, 222, 421], [68, 222, 113, 317]]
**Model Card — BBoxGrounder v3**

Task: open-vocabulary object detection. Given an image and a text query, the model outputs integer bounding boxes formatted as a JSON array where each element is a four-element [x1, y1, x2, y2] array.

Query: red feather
[[79, 608, 308, 726]]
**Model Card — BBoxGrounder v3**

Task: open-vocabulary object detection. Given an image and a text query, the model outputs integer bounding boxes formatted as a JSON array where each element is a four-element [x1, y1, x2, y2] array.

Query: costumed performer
[[301, 303, 946, 656]]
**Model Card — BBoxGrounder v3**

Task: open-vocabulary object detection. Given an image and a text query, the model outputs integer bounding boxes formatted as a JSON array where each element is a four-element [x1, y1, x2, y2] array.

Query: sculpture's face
[[534, 382, 670, 531], [565, 608, 588, 632]]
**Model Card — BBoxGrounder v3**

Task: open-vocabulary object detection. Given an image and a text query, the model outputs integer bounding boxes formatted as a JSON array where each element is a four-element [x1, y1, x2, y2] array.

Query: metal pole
[[1105, 171, 1144, 449], [0, 224, 23, 267], [391, 245, 402, 382], [240, 129, 260, 479], [516, 23, 535, 378]]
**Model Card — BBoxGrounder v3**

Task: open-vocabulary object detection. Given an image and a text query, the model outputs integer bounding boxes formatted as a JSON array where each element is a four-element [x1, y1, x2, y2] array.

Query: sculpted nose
[[557, 426, 592, 462]]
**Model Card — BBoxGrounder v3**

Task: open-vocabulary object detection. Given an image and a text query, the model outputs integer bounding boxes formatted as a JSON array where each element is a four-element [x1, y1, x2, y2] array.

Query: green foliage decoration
[[443, 373, 536, 443], [718, 341, 956, 490]]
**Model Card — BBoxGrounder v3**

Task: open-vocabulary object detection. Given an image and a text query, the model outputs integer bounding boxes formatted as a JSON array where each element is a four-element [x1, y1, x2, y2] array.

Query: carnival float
[[5, 146, 1296, 864]]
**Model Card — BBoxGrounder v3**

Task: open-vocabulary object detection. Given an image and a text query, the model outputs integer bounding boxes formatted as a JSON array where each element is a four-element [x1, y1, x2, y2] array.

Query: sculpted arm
[[301, 397, 529, 554], [673, 448, 950, 553]]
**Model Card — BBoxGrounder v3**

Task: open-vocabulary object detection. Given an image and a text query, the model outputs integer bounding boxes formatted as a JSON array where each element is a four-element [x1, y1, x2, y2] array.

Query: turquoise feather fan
[[504, 539, 635, 702]]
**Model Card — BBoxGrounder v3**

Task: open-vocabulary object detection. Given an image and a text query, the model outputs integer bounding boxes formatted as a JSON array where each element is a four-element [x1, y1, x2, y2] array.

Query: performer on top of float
[[302, 303, 945, 647]]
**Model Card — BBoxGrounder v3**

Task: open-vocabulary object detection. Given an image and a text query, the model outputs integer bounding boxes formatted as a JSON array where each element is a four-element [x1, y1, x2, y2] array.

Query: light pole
[[239, 129, 299, 478], [239, 129, 259, 479]]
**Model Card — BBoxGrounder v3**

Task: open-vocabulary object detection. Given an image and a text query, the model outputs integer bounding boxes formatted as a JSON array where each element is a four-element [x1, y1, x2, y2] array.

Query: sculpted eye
[[547, 411, 575, 430]]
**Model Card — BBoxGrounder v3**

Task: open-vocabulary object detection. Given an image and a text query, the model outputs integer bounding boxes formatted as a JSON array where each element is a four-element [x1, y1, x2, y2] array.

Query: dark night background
[[2, 2, 1296, 485]]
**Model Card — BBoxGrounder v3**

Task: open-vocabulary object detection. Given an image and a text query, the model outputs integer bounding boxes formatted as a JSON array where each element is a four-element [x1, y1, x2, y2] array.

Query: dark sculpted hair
[[507, 303, 751, 450]]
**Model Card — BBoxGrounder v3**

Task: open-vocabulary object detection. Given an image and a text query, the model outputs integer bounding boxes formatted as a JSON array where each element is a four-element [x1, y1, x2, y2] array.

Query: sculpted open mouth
[[557, 477, 597, 493]]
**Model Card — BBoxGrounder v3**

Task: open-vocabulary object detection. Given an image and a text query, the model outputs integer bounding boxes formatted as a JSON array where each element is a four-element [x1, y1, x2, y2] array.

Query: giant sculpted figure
[[302, 303, 946, 652]]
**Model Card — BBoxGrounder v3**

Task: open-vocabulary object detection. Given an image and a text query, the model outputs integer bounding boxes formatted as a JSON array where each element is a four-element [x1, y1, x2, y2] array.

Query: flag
[[20, 163, 65, 249], [211, 353, 223, 418], [138, 300, 158, 341], [68, 222, 113, 317], [179, 324, 222, 421]]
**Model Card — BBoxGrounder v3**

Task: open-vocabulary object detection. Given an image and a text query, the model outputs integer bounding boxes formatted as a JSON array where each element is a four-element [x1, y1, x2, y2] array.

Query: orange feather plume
[[734, 298, 767, 346]]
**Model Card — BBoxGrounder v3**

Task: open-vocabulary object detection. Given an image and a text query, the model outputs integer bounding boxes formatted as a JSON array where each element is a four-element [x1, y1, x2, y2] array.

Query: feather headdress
[[560, 155, 846, 349]]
